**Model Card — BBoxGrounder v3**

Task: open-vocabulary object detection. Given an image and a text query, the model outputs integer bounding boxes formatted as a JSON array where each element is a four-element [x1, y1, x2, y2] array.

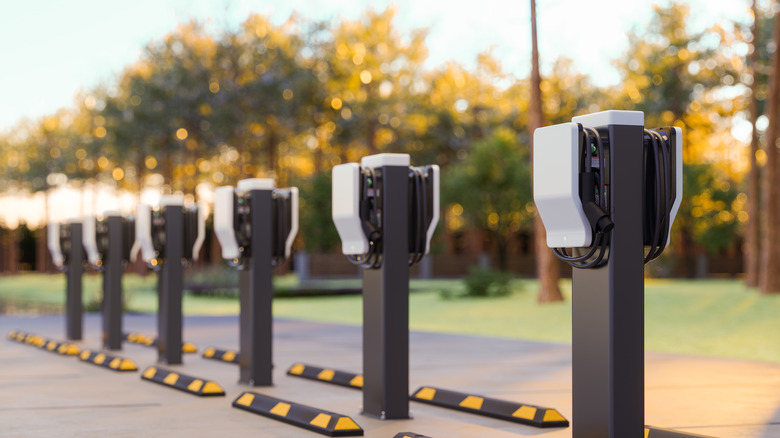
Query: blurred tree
[[737, 2, 777, 290], [745, 0, 761, 287], [295, 171, 340, 252], [442, 128, 533, 271], [320, 6, 427, 162], [677, 163, 742, 253], [528, 0, 562, 302], [417, 52, 514, 168], [0, 3, 767, 283], [101, 21, 219, 194], [611, 2, 744, 276], [213, 14, 312, 186], [759, 5, 780, 294], [742, 0, 774, 287]]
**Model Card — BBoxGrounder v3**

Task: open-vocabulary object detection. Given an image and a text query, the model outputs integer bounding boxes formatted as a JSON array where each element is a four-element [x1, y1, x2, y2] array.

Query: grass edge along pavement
[[0, 274, 777, 362]]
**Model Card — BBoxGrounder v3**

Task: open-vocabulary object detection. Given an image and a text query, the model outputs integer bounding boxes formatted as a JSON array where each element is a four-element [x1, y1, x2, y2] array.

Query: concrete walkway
[[1, 313, 778, 437]]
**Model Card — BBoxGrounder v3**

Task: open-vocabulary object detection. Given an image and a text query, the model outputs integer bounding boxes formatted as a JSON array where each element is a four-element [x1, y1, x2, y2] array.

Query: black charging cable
[[348, 165, 431, 269], [408, 167, 428, 267], [348, 167, 383, 269], [551, 124, 675, 269], [643, 129, 673, 264], [271, 191, 288, 267], [552, 125, 612, 269]]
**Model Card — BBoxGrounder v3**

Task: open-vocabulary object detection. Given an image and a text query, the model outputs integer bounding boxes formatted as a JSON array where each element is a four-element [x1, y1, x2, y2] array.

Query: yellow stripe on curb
[[411, 386, 568, 429], [232, 391, 363, 437], [141, 367, 224, 397]]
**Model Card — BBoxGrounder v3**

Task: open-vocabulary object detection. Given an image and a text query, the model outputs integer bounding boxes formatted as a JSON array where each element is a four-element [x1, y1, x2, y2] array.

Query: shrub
[[463, 266, 512, 297]]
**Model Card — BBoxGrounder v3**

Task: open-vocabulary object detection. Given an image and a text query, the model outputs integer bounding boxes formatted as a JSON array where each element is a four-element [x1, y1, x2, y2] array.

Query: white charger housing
[[214, 180, 298, 262], [333, 154, 439, 257], [424, 165, 440, 255], [534, 110, 682, 251], [214, 186, 240, 261], [237, 178, 274, 191], [332, 163, 368, 255], [135, 203, 156, 263], [533, 122, 592, 248], [284, 187, 299, 259], [191, 205, 205, 262], [48, 222, 65, 267], [361, 153, 410, 168], [82, 215, 101, 266]]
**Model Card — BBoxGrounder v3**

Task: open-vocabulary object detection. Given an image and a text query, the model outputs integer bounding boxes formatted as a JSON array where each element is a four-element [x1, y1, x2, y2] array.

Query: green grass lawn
[[1, 273, 778, 362]]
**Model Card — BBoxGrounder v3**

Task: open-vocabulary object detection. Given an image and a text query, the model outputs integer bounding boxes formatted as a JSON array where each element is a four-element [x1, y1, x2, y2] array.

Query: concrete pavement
[[1, 313, 778, 437]]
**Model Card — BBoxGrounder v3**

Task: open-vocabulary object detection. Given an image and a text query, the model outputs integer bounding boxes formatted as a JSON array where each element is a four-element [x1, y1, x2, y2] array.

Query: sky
[[0, 0, 751, 133]]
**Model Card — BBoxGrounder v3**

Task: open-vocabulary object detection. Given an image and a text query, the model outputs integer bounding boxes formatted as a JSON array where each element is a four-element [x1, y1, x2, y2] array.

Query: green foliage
[[83, 283, 135, 313], [185, 264, 239, 297], [677, 163, 741, 253], [296, 171, 341, 252], [442, 128, 533, 270], [461, 265, 512, 298], [0, 1, 761, 264]]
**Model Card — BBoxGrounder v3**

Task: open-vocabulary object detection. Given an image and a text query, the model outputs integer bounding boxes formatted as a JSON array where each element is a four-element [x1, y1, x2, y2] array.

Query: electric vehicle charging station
[[134, 195, 204, 365], [533, 110, 707, 438], [213, 178, 299, 386], [332, 153, 439, 419], [82, 213, 135, 350], [48, 219, 85, 341]]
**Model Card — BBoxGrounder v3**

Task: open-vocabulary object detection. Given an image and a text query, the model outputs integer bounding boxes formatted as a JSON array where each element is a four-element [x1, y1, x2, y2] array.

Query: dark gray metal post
[[158, 205, 183, 365], [572, 124, 645, 438], [239, 189, 274, 386], [66, 222, 83, 341], [362, 165, 410, 419], [102, 216, 124, 350]]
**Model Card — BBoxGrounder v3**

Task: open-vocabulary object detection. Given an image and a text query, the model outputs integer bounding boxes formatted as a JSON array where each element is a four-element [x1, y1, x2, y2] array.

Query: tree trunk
[[759, 7, 780, 294], [37, 189, 51, 273], [5, 227, 18, 274], [36, 227, 51, 273], [529, 0, 562, 302], [745, 0, 761, 288]]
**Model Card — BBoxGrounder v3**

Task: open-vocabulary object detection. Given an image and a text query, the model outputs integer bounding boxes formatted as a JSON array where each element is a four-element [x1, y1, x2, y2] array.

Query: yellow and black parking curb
[[393, 433, 432, 438], [141, 366, 225, 396], [286, 363, 363, 390], [232, 391, 363, 437], [644, 426, 713, 437], [410, 386, 569, 428], [202, 347, 238, 364], [8, 330, 80, 355], [78, 350, 137, 371], [124, 332, 198, 353], [8, 330, 45, 347], [46, 340, 81, 356], [124, 332, 156, 346]]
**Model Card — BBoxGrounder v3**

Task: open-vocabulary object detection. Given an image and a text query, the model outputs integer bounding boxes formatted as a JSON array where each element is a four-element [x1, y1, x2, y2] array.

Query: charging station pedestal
[[85, 214, 134, 351], [333, 153, 439, 420], [238, 187, 274, 386], [214, 178, 298, 386], [102, 215, 126, 350], [569, 113, 645, 438], [362, 162, 410, 420], [93, 215, 129, 350], [49, 220, 85, 341], [157, 204, 184, 365], [535, 110, 706, 438], [136, 197, 204, 365], [66, 221, 84, 341]]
